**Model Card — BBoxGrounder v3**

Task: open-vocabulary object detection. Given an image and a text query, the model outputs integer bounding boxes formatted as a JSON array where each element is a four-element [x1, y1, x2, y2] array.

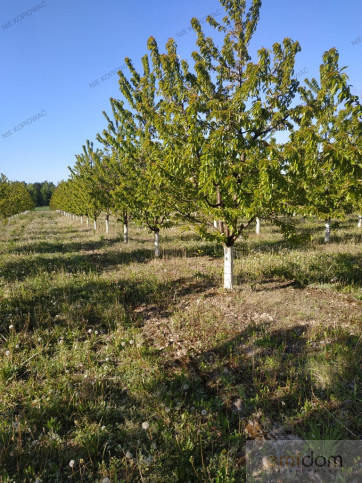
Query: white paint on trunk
[[324, 220, 331, 243], [86, 216, 89, 226], [94, 219, 97, 231], [213, 220, 218, 229], [256, 217, 260, 235], [81, 216, 83, 224], [106, 216, 109, 234], [358, 215, 362, 228], [154, 230, 160, 257], [223, 245, 234, 290], [124, 223, 128, 243]]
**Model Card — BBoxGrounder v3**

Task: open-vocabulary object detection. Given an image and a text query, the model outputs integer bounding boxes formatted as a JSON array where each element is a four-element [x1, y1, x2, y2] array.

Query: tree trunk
[[81, 216, 83, 225], [154, 229, 160, 257], [223, 244, 234, 290], [324, 219, 331, 243], [213, 220, 218, 229], [106, 214, 109, 234], [124, 222, 128, 243], [358, 215, 362, 228], [94, 219, 97, 231], [256, 217, 260, 235], [87, 216, 89, 226]]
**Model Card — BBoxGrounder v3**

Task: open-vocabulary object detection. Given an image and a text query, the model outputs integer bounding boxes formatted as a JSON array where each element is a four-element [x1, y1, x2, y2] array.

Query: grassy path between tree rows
[[0, 211, 361, 481]]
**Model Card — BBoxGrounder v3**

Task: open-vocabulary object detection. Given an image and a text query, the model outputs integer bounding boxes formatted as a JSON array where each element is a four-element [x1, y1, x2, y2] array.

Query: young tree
[[285, 49, 362, 242], [145, 0, 301, 287]]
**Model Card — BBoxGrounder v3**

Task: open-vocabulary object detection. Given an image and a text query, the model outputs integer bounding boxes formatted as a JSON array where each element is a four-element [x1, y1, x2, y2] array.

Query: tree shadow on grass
[[8, 237, 125, 255]]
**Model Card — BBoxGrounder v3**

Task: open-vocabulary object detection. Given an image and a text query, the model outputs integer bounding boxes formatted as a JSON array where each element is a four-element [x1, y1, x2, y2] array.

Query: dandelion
[[95, 330, 99, 335], [69, 459, 75, 468], [15, 344, 19, 349], [183, 384, 189, 391], [88, 329, 92, 334], [125, 451, 133, 459], [102, 478, 110, 483], [201, 409, 207, 416], [129, 340, 134, 345], [121, 341, 126, 347], [103, 365, 108, 371], [142, 421, 149, 430], [165, 407, 170, 413], [9, 325, 14, 330], [5, 351, 10, 357]]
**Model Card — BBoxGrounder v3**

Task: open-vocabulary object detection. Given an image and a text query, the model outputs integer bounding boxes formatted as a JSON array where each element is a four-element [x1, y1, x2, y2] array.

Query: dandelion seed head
[[125, 451, 133, 459], [69, 459, 75, 468], [142, 421, 149, 430], [9, 325, 14, 330], [201, 409, 207, 416]]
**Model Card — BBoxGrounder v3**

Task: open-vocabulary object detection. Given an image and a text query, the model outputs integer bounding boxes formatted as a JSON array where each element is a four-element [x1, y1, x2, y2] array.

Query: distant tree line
[[26, 181, 56, 207]]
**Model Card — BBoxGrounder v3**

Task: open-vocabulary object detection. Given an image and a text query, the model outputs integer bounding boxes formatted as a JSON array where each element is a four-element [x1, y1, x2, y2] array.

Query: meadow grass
[[0, 211, 361, 482]]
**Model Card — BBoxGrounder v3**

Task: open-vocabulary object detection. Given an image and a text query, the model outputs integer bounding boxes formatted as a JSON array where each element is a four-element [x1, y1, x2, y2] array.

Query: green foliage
[[0, 174, 35, 220]]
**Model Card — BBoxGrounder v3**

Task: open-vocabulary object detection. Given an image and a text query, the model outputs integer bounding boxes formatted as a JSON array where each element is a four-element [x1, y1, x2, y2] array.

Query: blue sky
[[1, 0, 361, 183]]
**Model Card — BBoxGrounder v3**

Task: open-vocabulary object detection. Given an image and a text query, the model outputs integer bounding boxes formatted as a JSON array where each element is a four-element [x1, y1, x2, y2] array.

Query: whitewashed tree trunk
[[223, 245, 234, 290], [213, 220, 218, 229], [256, 217, 260, 235], [81, 216, 83, 225], [87, 216, 89, 226], [124, 223, 128, 243], [105, 215, 109, 234], [154, 230, 160, 257], [324, 219, 331, 243], [94, 219, 97, 230], [358, 215, 362, 228]]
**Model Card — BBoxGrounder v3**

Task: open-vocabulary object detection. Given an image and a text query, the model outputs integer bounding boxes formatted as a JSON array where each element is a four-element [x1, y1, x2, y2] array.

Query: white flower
[[69, 459, 75, 468], [125, 451, 133, 459], [129, 340, 134, 345], [88, 329, 92, 334], [121, 341, 125, 346], [9, 325, 14, 330], [201, 409, 207, 416], [95, 330, 99, 335], [142, 421, 149, 430]]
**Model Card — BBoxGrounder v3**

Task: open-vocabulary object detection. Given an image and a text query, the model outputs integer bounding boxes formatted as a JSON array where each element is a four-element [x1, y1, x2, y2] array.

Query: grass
[[0, 211, 361, 482]]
